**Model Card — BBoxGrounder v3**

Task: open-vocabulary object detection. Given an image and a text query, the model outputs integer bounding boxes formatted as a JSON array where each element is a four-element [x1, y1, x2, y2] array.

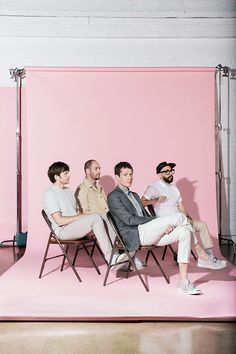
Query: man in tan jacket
[[75, 159, 144, 269]]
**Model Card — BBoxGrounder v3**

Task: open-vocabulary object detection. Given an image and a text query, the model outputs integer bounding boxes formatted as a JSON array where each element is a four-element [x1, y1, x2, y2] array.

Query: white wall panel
[[0, 0, 235, 17], [1, 37, 236, 86], [0, 17, 235, 38]]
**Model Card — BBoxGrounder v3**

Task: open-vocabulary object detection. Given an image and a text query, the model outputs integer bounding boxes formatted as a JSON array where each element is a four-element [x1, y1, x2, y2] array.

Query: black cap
[[156, 161, 176, 174]]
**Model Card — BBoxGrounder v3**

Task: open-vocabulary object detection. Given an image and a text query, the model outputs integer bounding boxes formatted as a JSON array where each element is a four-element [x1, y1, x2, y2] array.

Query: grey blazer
[[107, 186, 155, 251]]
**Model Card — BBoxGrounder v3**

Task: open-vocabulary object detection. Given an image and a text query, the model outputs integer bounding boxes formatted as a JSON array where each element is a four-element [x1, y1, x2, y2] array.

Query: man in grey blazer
[[108, 162, 205, 295]]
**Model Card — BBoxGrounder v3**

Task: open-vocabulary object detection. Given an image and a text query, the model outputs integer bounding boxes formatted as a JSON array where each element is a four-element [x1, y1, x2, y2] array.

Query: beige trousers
[[189, 218, 213, 249]]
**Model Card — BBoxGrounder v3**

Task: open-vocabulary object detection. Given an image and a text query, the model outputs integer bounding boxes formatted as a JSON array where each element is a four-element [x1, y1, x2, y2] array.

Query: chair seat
[[39, 210, 103, 282], [50, 235, 94, 245]]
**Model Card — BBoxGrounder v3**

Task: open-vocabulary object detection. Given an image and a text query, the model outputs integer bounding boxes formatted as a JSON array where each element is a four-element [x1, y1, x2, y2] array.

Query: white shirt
[[143, 179, 182, 217], [43, 185, 77, 235]]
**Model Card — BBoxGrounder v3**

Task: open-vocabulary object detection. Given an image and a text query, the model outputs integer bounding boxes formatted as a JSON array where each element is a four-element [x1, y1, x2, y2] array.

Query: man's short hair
[[47, 161, 69, 183], [114, 162, 133, 176], [84, 159, 96, 173]]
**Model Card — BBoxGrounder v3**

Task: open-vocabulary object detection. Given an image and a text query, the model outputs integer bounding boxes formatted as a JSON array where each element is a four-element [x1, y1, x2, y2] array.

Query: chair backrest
[[147, 204, 155, 217], [106, 211, 127, 249], [106, 211, 116, 227], [42, 209, 54, 234]]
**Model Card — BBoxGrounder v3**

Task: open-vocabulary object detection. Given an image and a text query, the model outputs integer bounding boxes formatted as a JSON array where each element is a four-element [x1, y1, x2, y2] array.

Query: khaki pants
[[189, 218, 213, 250]]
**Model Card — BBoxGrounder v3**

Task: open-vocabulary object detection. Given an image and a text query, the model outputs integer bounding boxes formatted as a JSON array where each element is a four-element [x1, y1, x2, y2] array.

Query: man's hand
[[158, 195, 167, 203], [165, 224, 175, 234]]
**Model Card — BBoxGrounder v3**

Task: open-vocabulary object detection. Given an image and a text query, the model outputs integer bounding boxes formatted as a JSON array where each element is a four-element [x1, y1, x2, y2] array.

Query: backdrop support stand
[[216, 64, 236, 252], [0, 68, 25, 250]]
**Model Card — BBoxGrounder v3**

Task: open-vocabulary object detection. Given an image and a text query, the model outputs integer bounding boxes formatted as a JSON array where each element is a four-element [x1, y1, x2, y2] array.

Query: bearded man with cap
[[141, 161, 227, 270]]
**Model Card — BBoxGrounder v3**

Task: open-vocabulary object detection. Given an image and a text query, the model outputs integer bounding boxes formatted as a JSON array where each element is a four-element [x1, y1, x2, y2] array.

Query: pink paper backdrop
[[2, 67, 235, 323], [24, 67, 217, 255]]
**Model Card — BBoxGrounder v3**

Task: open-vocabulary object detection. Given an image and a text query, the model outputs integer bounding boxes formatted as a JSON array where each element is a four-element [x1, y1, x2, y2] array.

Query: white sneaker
[[197, 255, 227, 270], [177, 279, 201, 295], [133, 256, 146, 269], [111, 253, 129, 271], [118, 256, 146, 272]]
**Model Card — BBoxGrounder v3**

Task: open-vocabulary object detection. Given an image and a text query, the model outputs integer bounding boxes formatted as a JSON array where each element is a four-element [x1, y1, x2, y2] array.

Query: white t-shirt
[[43, 185, 77, 235], [143, 179, 182, 217]]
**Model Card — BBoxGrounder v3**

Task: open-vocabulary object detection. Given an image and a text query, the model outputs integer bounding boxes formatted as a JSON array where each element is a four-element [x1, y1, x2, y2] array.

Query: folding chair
[[147, 204, 197, 262], [39, 209, 101, 282], [103, 212, 169, 292]]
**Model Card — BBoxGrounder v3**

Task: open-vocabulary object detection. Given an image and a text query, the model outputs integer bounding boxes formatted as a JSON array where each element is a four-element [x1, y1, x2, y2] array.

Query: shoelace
[[210, 256, 221, 264], [187, 280, 194, 290], [183, 280, 194, 290]]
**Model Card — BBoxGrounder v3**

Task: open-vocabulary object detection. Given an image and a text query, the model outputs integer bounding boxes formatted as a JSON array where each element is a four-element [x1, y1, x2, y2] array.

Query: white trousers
[[58, 214, 112, 261], [138, 213, 192, 263]]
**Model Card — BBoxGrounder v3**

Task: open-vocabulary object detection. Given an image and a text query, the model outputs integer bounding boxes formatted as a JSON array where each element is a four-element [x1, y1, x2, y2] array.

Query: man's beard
[[163, 175, 173, 184]]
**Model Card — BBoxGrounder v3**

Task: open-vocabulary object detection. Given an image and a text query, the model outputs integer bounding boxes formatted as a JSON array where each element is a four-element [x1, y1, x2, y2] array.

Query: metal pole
[[0, 68, 25, 248], [215, 65, 236, 247], [216, 65, 222, 240], [16, 73, 23, 234]]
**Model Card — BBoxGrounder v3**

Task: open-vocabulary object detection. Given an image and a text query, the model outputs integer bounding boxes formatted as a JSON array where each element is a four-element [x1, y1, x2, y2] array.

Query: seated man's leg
[[59, 214, 112, 261], [90, 214, 114, 261], [191, 219, 213, 251], [101, 213, 116, 245], [157, 228, 200, 294], [191, 220, 227, 268], [139, 217, 200, 294], [138, 212, 192, 247], [156, 226, 191, 264]]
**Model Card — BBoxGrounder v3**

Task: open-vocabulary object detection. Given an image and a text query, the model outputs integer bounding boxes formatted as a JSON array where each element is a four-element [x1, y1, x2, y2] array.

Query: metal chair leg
[[150, 250, 170, 284]]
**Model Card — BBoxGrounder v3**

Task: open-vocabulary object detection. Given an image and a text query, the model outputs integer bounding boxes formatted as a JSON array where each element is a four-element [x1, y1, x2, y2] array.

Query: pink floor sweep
[[0, 245, 235, 321]]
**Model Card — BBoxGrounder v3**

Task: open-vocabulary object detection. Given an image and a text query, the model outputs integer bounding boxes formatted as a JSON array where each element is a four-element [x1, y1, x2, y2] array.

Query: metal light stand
[[0, 68, 25, 250], [216, 64, 236, 253]]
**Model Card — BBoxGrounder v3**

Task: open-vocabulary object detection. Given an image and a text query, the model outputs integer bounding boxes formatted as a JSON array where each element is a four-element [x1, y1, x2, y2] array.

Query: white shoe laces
[[210, 256, 222, 264]]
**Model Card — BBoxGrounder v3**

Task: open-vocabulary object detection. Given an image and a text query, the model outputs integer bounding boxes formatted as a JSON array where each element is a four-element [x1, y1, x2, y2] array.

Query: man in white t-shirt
[[141, 161, 226, 269], [43, 161, 126, 267]]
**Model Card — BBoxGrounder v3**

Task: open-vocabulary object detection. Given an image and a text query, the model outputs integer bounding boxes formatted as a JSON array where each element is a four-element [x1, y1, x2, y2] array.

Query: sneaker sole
[[197, 263, 227, 270], [177, 288, 201, 295]]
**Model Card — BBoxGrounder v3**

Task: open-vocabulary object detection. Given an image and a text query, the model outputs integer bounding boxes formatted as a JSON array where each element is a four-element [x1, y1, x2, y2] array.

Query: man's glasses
[[160, 169, 175, 175]]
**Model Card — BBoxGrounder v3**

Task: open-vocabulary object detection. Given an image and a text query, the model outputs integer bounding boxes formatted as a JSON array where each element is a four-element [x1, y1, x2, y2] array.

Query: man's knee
[[91, 214, 102, 222], [179, 228, 191, 242], [193, 219, 206, 231], [171, 212, 188, 226]]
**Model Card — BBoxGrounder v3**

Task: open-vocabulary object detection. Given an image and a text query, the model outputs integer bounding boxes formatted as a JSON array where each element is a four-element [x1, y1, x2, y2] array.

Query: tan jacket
[[75, 178, 109, 215]]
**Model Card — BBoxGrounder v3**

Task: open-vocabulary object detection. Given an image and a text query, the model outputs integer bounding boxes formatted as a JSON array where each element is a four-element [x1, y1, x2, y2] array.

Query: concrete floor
[[0, 321, 235, 354], [0, 241, 235, 354]]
